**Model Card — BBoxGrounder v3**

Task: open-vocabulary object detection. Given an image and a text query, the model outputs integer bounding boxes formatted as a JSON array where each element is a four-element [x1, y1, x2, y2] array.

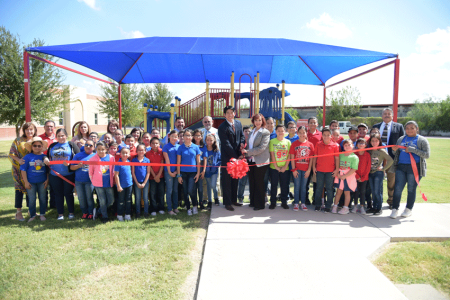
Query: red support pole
[[322, 87, 326, 128], [118, 85, 122, 129], [393, 58, 400, 122], [24, 52, 31, 122]]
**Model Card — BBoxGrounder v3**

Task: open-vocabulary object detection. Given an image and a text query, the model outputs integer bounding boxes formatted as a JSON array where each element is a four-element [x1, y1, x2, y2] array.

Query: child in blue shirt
[[204, 133, 221, 210], [20, 137, 48, 222], [114, 147, 133, 221], [193, 129, 207, 210], [131, 144, 150, 218], [163, 130, 180, 215], [177, 129, 202, 216]]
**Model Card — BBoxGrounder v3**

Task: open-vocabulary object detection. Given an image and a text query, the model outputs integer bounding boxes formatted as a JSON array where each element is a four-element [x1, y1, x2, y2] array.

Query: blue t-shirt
[[20, 153, 47, 183], [114, 159, 133, 188], [270, 130, 277, 140], [49, 142, 72, 176], [204, 149, 221, 177], [177, 143, 201, 173], [285, 134, 299, 170], [117, 142, 127, 153], [399, 135, 420, 164], [132, 156, 150, 183], [101, 155, 111, 187], [163, 142, 180, 173], [72, 152, 95, 183]]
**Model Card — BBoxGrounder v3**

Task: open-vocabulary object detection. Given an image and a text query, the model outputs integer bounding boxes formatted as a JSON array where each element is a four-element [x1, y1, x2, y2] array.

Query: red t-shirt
[[145, 147, 164, 180], [355, 151, 371, 182], [307, 130, 322, 147], [314, 141, 340, 173], [289, 140, 314, 172], [38, 133, 57, 155]]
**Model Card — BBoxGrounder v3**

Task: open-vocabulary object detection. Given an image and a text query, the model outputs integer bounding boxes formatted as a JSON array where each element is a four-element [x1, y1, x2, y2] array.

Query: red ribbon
[[227, 158, 249, 179], [409, 153, 427, 201]]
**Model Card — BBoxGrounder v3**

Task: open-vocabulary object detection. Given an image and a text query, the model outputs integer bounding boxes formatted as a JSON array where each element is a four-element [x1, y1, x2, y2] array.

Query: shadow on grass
[[0, 170, 14, 189]]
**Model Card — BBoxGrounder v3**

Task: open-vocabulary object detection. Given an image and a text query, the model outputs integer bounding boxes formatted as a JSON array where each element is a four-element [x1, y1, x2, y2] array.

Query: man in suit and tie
[[218, 106, 246, 211], [372, 108, 405, 209]]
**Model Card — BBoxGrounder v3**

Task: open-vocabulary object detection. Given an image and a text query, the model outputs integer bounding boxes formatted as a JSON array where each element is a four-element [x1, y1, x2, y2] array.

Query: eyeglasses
[[194, 135, 202, 137], [203, 121, 211, 123], [288, 127, 296, 129], [85, 144, 94, 147], [32, 145, 42, 148]]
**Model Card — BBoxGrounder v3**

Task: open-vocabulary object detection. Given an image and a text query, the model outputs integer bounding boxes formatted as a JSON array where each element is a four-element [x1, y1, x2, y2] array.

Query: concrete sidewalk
[[197, 203, 450, 300]]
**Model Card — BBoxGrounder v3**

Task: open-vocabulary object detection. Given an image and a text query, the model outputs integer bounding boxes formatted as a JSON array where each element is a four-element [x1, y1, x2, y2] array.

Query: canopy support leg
[[322, 87, 326, 128], [24, 51, 31, 122], [393, 58, 400, 122], [118, 85, 122, 129]]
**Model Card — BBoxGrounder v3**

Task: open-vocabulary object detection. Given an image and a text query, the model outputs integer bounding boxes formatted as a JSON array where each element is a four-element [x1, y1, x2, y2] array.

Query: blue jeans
[[369, 171, 384, 210], [49, 174, 75, 215], [195, 175, 203, 206], [75, 181, 94, 215], [237, 174, 248, 200], [134, 181, 149, 214], [182, 172, 198, 210], [26, 182, 47, 217], [164, 172, 179, 212], [205, 173, 219, 202], [95, 186, 115, 218], [269, 168, 290, 204], [117, 185, 132, 215], [150, 178, 165, 212], [293, 170, 308, 204], [393, 164, 421, 210], [315, 171, 334, 208]]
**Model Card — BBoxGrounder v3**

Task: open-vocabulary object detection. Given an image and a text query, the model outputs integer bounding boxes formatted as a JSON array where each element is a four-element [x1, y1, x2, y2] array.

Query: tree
[[285, 106, 300, 121], [407, 96, 450, 134], [0, 26, 66, 137], [324, 86, 361, 125], [97, 82, 142, 133], [140, 83, 174, 113]]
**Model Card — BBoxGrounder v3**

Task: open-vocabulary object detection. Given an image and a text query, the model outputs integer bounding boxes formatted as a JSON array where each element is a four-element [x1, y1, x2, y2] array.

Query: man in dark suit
[[372, 108, 405, 208], [218, 106, 246, 211]]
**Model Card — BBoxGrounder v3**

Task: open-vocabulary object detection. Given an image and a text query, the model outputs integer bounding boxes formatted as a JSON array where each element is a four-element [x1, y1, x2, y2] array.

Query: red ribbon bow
[[227, 158, 249, 179]]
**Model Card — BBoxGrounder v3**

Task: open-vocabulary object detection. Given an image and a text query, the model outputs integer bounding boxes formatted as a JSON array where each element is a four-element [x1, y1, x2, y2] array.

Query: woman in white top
[[241, 114, 270, 210]]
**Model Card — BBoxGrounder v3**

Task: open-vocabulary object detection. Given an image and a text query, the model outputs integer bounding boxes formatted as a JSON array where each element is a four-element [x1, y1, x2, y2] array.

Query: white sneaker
[[124, 215, 131, 221], [159, 210, 165, 215], [293, 204, 299, 211], [151, 212, 157, 216], [338, 207, 349, 215], [331, 205, 338, 214], [57, 215, 64, 220], [117, 215, 124, 222], [360, 206, 366, 215], [401, 208, 412, 218], [68, 214, 75, 220], [351, 205, 358, 214], [390, 209, 398, 219], [192, 207, 198, 214], [187, 209, 193, 216]]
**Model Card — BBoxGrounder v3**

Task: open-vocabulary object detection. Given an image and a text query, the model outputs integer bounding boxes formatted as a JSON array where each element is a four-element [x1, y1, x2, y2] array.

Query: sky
[[1, 0, 449, 108]]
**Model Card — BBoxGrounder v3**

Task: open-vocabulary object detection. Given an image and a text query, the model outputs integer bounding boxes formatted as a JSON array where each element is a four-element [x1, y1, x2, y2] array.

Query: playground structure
[[145, 71, 296, 133]]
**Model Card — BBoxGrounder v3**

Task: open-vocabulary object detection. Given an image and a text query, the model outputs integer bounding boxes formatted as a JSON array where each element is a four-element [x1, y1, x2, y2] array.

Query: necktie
[[382, 123, 389, 144], [232, 124, 235, 132]]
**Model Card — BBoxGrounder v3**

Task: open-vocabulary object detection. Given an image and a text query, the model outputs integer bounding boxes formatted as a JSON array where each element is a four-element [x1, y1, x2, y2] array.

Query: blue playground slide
[[284, 111, 295, 126]]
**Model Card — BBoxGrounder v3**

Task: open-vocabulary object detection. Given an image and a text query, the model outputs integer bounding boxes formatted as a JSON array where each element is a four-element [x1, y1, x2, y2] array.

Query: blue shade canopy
[[26, 37, 397, 85]]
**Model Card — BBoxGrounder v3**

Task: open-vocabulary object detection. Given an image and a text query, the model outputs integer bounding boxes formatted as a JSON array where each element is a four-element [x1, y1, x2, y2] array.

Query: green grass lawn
[[0, 140, 208, 300], [375, 241, 450, 296]]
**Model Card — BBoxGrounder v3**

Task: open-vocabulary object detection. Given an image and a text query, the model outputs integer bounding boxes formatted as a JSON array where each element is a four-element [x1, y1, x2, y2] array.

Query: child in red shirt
[[312, 127, 339, 212], [146, 137, 165, 214], [124, 135, 137, 161], [351, 138, 371, 215], [289, 126, 314, 212]]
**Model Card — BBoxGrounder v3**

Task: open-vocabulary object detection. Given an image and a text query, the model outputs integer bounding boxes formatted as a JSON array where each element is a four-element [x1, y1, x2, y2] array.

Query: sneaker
[[87, 214, 93, 220], [40, 215, 46, 221], [269, 203, 276, 210], [351, 205, 358, 214], [366, 208, 376, 214], [281, 203, 289, 209], [117, 215, 124, 222], [323, 208, 331, 213], [321, 204, 325, 211], [238, 199, 244, 204], [145, 212, 150, 218], [331, 205, 338, 214], [390, 209, 398, 219], [28, 216, 36, 223], [305, 199, 311, 205], [101, 218, 109, 224], [199, 204, 205, 210], [373, 209, 383, 215], [174, 209, 180, 214], [168, 211, 177, 216], [338, 207, 349, 215], [207, 202, 212, 210], [360, 206, 366, 215], [81, 213, 88, 219], [192, 207, 198, 214], [215, 198, 220, 206], [300, 204, 308, 212], [92, 207, 97, 220], [401, 208, 412, 218], [187, 209, 193, 216], [68, 214, 75, 220], [136, 213, 141, 219], [151, 212, 157, 216], [124, 215, 131, 221], [293, 204, 299, 212], [57, 215, 64, 220], [314, 206, 321, 212], [203, 200, 208, 207]]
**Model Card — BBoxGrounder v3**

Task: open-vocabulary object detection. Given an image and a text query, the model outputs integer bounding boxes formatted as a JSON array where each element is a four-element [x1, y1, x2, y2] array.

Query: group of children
[[20, 116, 394, 223]]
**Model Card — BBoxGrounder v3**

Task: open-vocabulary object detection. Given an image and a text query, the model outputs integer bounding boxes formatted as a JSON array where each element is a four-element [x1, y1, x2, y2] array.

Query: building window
[[94, 113, 98, 125], [59, 112, 64, 126]]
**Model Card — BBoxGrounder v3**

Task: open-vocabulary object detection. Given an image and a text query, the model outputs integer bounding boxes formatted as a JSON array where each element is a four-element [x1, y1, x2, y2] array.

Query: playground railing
[[179, 92, 206, 128], [210, 88, 231, 119]]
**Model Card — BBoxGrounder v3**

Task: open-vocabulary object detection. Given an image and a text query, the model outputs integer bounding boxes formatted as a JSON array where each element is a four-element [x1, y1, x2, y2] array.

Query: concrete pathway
[[197, 203, 450, 300]]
